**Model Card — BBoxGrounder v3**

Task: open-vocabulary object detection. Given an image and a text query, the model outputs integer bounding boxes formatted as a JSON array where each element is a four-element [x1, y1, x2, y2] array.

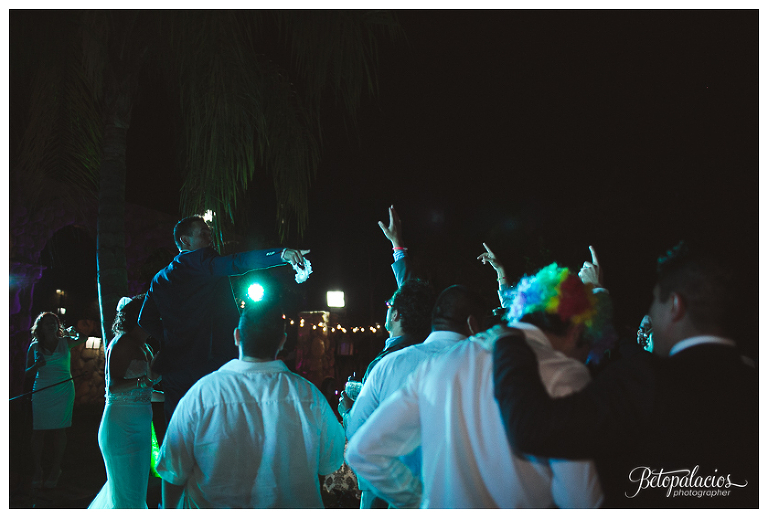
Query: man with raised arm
[[336, 205, 435, 509], [345, 285, 488, 507], [491, 240, 757, 508], [337, 205, 429, 422], [477, 242, 513, 307], [139, 215, 309, 422]]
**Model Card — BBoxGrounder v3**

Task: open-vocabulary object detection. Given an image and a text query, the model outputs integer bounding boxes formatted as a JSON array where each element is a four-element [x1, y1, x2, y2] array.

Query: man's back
[[346, 330, 603, 508], [141, 247, 284, 371], [347, 330, 467, 440], [156, 359, 344, 508]]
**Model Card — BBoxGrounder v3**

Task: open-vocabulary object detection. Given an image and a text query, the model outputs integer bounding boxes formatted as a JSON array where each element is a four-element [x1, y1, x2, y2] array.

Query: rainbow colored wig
[[505, 263, 597, 325], [503, 263, 616, 360]]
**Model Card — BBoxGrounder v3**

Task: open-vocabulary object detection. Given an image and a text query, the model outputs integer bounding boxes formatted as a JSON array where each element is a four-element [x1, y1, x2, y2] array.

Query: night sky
[[121, 10, 757, 343]]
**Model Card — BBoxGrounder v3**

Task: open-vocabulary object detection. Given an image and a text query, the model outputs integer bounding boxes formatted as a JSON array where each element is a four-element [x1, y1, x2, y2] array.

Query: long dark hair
[[112, 294, 147, 335], [30, 312, 63, 342]]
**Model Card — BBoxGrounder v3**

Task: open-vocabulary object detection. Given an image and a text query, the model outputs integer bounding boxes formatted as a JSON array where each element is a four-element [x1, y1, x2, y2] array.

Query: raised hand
[[282, 249, 310, 269], [477, 242, 507, 281], [578, 246, 603, 287], [378, 205, 404, 249]]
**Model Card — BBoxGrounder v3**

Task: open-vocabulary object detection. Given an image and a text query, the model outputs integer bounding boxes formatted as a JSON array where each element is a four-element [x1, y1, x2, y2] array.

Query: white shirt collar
[[669, 335, 736, 356], [423, 330, 467, 343], [222, 358, 289, 373]]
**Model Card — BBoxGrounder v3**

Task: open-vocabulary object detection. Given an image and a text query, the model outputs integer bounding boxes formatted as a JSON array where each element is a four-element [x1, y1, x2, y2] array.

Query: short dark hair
[[656, 240, 734, 333], [431, 285, 488, 333], [519, 311, 570, 336], [112, 294, 146, 335], [390, 279, 435, 338], [173, 215, 206, 250], [238, 304, 286, 359]]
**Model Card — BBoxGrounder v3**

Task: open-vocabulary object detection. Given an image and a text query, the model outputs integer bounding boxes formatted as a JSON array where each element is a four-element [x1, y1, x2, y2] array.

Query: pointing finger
[[483, 242, 494, 256], [589, 246, 599, 266]]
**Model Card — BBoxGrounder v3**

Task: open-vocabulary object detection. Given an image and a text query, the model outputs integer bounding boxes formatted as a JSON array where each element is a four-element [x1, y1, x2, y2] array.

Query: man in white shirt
[[345, 264, 604, 508], [156, 304, 345, 508], [346, 285, 488, 461]]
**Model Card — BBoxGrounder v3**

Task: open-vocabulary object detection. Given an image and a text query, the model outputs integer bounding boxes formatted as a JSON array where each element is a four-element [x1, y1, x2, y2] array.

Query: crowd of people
[[24, 208, 757, 508]]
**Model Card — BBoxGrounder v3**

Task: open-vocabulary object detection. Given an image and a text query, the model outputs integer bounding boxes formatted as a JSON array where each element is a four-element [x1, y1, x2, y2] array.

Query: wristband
[[392, 247, 407, 251]]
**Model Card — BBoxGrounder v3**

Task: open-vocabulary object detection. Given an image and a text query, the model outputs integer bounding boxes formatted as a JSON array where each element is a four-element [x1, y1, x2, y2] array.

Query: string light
[[282, 318, 382, 334]]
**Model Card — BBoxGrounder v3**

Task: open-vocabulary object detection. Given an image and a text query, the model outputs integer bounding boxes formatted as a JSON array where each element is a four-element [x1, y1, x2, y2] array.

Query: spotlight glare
[[248, 283, 265, 302]]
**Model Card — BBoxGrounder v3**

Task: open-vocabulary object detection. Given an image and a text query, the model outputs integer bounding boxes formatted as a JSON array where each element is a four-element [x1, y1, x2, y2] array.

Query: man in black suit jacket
[[490, 241, 757, 508]]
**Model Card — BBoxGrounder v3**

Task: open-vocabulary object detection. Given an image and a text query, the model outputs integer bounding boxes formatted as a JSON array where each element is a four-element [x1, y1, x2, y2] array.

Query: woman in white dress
[[25, 312, 87, 489], [88, 294, 161, 508]]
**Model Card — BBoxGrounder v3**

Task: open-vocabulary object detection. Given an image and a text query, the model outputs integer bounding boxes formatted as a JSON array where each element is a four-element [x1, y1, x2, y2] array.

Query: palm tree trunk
[[97, 87, 131, 344]]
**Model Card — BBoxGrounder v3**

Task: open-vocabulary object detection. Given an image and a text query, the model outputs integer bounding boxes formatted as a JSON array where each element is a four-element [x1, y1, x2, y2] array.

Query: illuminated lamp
[[327, 291, 345, 308]]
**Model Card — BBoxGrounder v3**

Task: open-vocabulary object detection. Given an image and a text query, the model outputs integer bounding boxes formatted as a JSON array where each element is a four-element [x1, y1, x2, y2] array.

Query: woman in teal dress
[[25, 312, 87, 489]]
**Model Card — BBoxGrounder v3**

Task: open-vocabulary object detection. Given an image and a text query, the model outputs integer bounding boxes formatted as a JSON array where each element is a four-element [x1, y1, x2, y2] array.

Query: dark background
[[39, 10, 758, 354]]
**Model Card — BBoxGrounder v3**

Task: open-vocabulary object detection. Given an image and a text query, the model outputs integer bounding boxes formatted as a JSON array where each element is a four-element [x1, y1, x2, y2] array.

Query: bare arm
[[25, 342, 45, 377], [477, 242, 511, 306], [65, 331, 88, 349]]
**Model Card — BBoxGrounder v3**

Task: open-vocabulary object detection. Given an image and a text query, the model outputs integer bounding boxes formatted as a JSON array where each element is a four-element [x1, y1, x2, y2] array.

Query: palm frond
[[11, 10, 101, 212], [166, 11, 401, 243]]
